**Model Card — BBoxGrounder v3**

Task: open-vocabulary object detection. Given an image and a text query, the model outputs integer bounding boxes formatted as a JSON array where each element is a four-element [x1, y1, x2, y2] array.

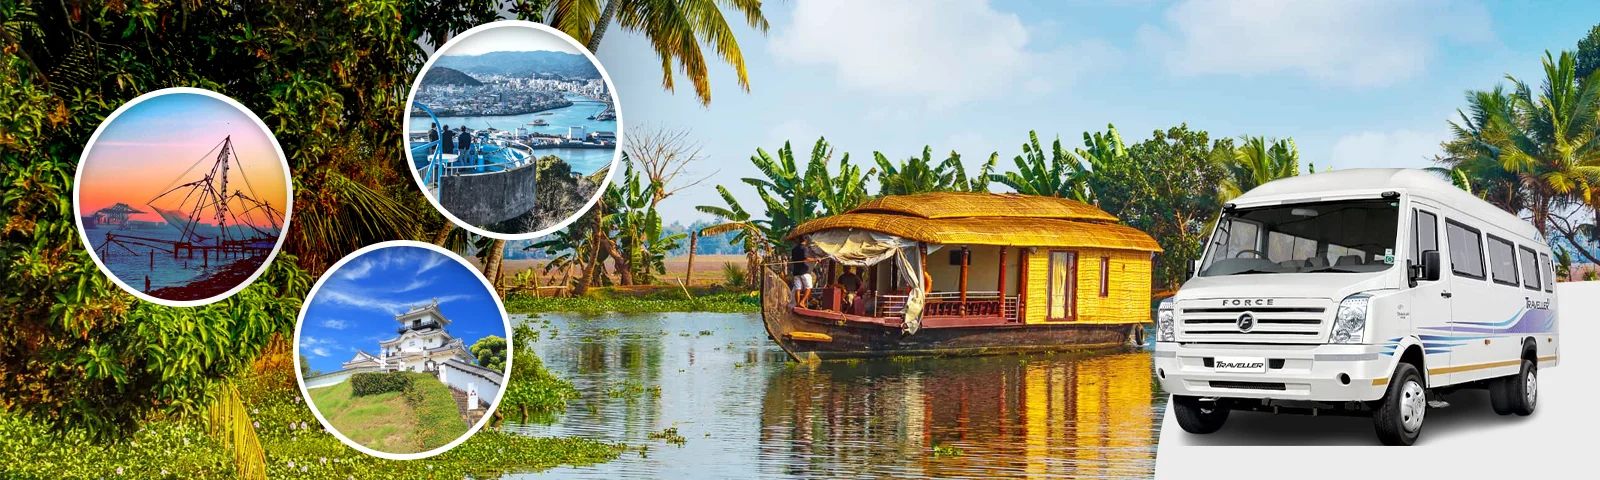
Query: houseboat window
[[1410, 209, 1439, 264], [1099, 256, 1110, 298], [1047, 251, 1077, 320], [1486, 234, 1518, 287], [1445, 220, 1486, 280], [1199, 199, 1398, 276], [1540, 253, 1554, 292], [1520, 246, 1541, 290]]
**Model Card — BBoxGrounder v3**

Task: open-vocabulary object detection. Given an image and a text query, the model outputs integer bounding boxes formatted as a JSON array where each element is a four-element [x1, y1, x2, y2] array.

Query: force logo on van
[[1221, 298, 1274, 307]]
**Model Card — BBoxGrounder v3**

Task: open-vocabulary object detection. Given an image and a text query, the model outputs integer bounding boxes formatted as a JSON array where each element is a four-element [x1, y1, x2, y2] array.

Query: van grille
[[1209, 381, 1287, 391], [1176, 299, 1332, 344]]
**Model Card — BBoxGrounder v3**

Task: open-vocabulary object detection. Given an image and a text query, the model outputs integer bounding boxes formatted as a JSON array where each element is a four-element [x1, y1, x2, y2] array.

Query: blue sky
[[299, 246, 505, 374], [592, 0, 1600, 224]]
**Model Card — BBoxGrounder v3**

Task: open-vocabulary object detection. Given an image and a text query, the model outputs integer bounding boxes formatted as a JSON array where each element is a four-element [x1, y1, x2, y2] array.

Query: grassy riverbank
[[0, 353, 620, 479], [503, 287, 760, 314]]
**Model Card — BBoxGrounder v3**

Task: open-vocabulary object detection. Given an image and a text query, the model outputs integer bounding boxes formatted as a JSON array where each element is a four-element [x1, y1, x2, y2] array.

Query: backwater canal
[[502, 312, 1166, 479]]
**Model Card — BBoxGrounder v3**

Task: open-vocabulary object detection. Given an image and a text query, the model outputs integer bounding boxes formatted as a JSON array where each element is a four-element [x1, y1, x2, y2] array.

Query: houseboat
[[761, 192, 1162, 361]]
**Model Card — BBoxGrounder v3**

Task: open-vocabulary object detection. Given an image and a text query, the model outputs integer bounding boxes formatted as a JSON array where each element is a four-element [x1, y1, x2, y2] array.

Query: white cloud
[[313, 289, 478, 315], [1137, 0, 1492, 87], [319, 319, 350, 330], [769, 0, 1114, 107], [310, 347, 332, 357], [1328, 130, 1446, 170]]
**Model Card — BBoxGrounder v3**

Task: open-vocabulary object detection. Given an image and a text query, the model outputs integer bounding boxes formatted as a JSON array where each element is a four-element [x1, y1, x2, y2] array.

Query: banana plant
[[990, 130, 1092, 201], [697, 185, 772, 287]]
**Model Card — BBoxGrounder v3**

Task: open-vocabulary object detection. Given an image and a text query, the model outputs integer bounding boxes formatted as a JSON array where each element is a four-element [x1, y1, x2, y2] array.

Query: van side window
[[1485, 235, 1518, 286], [1444, 220, 1485, 280], [1411, 209, 1438, 264], [1519, 246, 1540, 291], [1540, 253, 1554, 292]]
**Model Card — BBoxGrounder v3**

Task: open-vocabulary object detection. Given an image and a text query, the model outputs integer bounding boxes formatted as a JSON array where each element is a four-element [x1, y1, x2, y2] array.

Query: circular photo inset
[[294, 241, 512, 459], [404, 20, 622, 240], [73, 87, 293, 307]]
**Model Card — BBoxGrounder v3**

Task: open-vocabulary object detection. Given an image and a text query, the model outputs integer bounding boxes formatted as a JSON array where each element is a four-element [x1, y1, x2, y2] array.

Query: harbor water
[[428, 94, 617, 175], [502, 312, 1165, 479]]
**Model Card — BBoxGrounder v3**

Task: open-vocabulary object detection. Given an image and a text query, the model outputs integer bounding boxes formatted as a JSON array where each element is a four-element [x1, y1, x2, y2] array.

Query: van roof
[[1236, 168, 1543, 244]]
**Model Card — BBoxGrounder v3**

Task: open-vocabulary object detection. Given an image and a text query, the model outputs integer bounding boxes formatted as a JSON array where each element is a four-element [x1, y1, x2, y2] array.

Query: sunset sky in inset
[[79, 92, 288, 226]]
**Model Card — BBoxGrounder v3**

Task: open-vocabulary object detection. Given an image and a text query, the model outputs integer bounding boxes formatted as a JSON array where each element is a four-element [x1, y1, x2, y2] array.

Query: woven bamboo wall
[[1023, 247, 1151, 325]]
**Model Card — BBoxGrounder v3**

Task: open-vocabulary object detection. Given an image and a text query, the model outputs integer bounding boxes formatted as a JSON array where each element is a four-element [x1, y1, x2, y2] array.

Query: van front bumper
[[1153, 342, 1391, 402]]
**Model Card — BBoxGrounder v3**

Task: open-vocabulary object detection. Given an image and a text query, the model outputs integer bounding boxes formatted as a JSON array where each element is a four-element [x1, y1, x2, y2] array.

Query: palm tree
[[990, 131, 1091, 201], [1439, 87, 1528, 211], [1219, 136, 1299, 201], [549, 0, 770, 106]]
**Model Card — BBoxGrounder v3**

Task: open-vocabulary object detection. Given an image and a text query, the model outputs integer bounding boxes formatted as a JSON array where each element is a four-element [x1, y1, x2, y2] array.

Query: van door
[[1441, 216, 1499, 387], [1407, 205, 1454, 386]]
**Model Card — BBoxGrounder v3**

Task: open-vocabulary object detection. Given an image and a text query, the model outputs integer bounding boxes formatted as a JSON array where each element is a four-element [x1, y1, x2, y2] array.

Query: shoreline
[[147, 256, 267, 300]]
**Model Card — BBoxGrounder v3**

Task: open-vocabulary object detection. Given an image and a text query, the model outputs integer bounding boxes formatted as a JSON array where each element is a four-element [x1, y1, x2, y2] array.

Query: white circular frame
[[402, 20, 624, 240], [71, 87, 295, 308], [292, 240, 515, 460]]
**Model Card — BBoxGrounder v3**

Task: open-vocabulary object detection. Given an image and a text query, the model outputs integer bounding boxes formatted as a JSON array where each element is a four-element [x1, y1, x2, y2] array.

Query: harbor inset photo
[[405, 21, 621, 239], [72, 88, 292, 306], [295, 241, 511, 459]]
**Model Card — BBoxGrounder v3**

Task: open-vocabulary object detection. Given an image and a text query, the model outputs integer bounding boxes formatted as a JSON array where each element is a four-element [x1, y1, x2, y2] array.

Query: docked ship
[[761, 192, 1162, 361]]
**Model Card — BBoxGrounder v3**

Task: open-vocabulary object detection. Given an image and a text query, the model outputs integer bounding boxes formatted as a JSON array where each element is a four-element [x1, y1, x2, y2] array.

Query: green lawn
[[308, 374, 467, 454]]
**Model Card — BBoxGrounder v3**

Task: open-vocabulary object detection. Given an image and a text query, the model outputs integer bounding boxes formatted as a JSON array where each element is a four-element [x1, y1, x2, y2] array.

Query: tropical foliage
[[873, 147, 997, 196], [471, 335, 509, 372], [1220, 136, 1300, 202], [548, 0, 770, 105], [1439, 47, 1600, 264], [991, 131, 1093, 201]]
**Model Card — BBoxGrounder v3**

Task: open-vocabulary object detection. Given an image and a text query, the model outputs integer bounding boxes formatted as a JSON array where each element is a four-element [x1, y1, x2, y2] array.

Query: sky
[[299, 245, 506, 374], [448, 23, 582, 56], [79, 92, 287, 226], [590, 0, 1600, 224]]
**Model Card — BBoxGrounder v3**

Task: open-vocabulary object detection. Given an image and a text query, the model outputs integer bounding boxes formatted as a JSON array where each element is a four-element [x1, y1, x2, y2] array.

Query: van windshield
[[1199, 199, 1400, 277]]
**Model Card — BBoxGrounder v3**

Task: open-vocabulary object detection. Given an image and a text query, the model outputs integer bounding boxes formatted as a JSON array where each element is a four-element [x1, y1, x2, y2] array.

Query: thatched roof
[[850, 192, 1117, 222], [789, 193, 1162, 252]]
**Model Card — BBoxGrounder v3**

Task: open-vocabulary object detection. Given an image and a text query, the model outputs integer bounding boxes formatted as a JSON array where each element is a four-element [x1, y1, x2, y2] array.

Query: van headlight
[[1157, 298, 1176, 342], [1331, 293, 1371, 344]]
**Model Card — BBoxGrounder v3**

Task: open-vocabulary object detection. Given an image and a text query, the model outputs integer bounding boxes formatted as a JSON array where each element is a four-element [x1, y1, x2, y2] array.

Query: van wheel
[[1173, 395, 1229, 434], [1506, 359, 1537, 416], [1373, 363, 1425, 446], [1488, 374, 1515, 415]]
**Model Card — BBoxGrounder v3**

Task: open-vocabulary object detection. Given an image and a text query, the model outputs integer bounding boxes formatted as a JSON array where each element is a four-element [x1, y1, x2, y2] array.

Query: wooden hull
[[761, 267, 1141, 361]]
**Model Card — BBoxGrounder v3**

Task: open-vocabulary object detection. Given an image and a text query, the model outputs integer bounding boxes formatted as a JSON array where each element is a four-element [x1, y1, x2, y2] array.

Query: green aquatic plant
[[932, 444, 963, 458], [502, 292, 759, 314], [648, 427, 687, 447]]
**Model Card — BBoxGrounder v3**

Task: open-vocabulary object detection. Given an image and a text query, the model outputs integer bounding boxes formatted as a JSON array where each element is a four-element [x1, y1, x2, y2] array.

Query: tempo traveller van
[[1153, 168, 1560, 445]]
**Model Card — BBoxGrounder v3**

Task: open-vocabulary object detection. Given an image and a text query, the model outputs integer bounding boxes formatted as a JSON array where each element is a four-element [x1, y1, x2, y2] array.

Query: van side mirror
[[1410, 250, 1442, 284], [1186, 259, 1200, 279]]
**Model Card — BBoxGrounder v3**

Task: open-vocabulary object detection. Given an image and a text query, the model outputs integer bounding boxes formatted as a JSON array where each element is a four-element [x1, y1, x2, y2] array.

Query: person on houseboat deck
[[441, 124, 454, 154], [427, 123, 440, 155], [457, 126, 473, 154], [836, 267, 865, 315], [790, 238, 817, 308]]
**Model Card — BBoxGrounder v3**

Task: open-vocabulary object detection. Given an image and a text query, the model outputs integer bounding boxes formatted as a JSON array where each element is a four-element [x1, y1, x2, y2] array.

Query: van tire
[[1488, 375, 1515, 415], [1373, 363, 1424, 446], [1173, 395, 1229, 434], [1505, 359, 1537, 416]]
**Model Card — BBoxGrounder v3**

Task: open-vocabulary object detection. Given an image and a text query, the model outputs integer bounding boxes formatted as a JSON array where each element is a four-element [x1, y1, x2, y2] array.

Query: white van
[[1153, 168, 1560, 445]]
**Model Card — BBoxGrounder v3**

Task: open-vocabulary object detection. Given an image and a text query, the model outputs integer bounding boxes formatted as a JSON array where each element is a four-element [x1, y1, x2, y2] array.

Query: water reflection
[[504, 313, 1163, 479]]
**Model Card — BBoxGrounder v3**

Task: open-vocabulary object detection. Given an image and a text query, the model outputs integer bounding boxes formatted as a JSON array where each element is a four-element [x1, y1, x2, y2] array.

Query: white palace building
[[304, 299, 504, 409]]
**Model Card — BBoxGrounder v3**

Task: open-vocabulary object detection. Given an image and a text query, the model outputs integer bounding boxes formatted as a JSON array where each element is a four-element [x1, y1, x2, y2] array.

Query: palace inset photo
[[296, 243, 510, 457]]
